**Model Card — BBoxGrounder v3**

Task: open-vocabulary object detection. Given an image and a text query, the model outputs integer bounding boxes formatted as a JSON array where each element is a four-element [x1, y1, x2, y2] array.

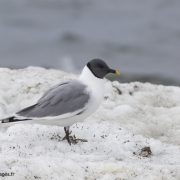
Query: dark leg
[[62, 126, 88, 145], [63, 126, 72, 145]]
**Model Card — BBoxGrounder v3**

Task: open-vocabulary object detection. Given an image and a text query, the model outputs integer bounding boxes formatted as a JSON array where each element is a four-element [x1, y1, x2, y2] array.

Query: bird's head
[[87, 59, 120, 79]]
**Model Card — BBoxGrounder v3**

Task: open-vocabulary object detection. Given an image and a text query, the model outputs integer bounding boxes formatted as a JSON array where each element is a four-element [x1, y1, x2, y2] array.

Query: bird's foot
[[62, 127, 87, 145], [70, 135, 88, 144], [62, 133, 88, 145]]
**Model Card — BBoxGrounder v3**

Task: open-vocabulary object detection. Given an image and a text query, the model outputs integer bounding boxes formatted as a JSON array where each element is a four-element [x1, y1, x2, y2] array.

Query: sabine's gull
[[1, 59, 120, 144]]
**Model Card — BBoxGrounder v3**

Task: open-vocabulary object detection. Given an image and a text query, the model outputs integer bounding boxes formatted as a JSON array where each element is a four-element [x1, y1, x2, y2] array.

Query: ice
[[0, 67, 180, 179]]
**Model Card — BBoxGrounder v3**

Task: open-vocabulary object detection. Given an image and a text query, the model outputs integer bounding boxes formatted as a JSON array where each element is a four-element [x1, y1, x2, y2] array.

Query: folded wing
[[17, 80, 90, 118]]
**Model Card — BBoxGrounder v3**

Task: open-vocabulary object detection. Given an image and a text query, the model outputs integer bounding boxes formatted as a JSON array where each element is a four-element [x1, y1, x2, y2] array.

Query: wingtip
[[1, 118, 10, 123], [1, 116, 14, 123]]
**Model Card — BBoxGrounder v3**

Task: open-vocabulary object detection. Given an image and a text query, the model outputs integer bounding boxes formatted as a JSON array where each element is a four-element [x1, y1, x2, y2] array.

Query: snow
[[0, 67, 180, 180]]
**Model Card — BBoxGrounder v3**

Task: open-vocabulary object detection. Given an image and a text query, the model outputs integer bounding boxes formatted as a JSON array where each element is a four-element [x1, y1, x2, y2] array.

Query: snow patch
[[0, 67, 180, 180]]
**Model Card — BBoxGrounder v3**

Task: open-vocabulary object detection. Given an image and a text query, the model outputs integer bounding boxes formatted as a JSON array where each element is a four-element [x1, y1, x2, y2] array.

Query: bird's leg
[[62, 126, 88, 145], [62, 126, 72, 145]]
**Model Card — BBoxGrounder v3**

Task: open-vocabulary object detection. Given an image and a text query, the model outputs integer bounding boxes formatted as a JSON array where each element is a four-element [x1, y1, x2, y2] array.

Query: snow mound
[[0, 67, 180, 180]]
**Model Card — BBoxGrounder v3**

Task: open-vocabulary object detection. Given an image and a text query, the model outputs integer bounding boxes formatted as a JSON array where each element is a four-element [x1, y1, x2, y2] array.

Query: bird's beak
[[109, 69, 120, 76], [115, 69, 120, 76]]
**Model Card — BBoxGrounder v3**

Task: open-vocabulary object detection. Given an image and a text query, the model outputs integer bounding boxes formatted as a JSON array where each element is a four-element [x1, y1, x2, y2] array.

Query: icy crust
[[0, 67, 180, 180], [103, 81, 180, 145]]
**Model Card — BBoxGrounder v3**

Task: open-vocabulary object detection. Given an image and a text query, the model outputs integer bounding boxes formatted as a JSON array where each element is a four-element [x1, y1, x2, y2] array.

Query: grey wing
[[17, 80, 90, 118]]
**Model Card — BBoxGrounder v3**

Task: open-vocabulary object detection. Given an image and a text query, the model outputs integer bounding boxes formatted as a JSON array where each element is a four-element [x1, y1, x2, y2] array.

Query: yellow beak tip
[[115, 70, 120, 76]]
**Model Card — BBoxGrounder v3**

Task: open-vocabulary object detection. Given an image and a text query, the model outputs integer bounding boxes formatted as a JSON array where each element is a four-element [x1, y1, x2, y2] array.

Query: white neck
[[79, 65, 103, 82], [79, 66, 105, 112], [79, 66, 105, 92]]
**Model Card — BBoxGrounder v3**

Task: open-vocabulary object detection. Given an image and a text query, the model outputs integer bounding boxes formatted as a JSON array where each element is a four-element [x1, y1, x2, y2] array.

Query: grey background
[[0, 0, 180, 85]]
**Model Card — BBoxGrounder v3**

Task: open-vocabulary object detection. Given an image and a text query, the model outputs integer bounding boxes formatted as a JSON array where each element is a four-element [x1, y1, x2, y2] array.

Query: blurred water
[[0, 0, 180, 84]]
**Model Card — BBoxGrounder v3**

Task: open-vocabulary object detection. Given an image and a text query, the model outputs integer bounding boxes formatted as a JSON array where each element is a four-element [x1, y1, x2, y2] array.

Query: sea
[[0, 0, 180, 85]]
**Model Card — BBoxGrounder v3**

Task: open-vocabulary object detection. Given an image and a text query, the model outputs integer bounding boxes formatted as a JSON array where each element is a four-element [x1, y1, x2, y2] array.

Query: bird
[[1, 59, 120, 145]]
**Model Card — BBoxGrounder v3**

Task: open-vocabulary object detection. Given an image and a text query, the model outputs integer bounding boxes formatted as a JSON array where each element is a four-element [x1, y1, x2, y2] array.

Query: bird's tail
[[1, 116, 16, 123], [1, 116, 31, 124], [0, 116, 15, 132]]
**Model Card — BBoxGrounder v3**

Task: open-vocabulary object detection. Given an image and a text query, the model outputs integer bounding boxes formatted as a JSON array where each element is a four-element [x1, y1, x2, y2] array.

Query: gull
[[1, 59, 120, 144]]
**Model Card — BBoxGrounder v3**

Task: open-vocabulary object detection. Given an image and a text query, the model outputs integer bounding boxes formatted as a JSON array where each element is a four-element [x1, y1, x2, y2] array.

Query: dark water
[[0, 0, 180, 85]]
